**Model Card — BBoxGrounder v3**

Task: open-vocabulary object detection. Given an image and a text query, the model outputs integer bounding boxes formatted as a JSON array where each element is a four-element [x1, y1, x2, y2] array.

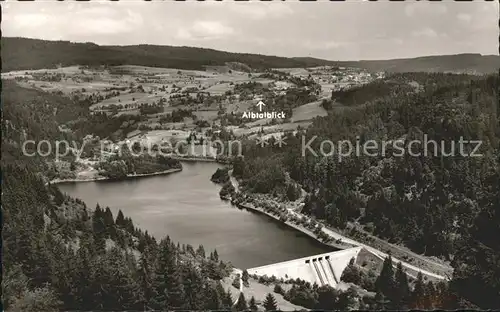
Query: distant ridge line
[[2, 37, 499, 74]]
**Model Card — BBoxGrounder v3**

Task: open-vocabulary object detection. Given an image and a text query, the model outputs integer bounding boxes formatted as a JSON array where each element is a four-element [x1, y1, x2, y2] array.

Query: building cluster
[[309, 67, 386, 92]]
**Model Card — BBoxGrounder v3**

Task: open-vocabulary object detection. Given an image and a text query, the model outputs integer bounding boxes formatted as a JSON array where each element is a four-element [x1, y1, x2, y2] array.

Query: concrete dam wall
[[247, 247, 363, 288]]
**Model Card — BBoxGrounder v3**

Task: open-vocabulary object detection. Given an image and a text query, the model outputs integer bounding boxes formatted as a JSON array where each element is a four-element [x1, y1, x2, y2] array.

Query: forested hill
[[230, 72, 500, 309], [1, 79, 240, 311], [1, 37, 336, 72], [3, 37, 498, 74], [333, 54, 500, 74]]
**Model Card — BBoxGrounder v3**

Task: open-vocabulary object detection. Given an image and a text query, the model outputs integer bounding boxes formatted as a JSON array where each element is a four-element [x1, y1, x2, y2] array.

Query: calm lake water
[[58, 162, 333, 269]]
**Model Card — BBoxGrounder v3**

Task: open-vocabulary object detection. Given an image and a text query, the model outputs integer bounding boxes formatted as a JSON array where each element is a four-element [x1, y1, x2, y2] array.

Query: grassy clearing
[[272, 67, 310, 76], [231, 121, 311, 138], [291, 101, 328, 122], [204, 82, 234, 95], [193, 110, 219, 121], [226, 100, 254, 114], [241, 278, 307, 311], [91, 92, 166, 109], [18, 80, 119, 95]]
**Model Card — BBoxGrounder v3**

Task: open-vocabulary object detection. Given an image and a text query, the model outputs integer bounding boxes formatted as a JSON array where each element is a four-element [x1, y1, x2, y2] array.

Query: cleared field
[[242, 279, 307, 311], [115, 109, 140, 117], [204, 82, 233, 95], [193, 110, 219, 121], [252, 132, 286, 142], [233, 121, 312, 138], [245, 118, 276, 128], [252, 78, 275, 85], [91, 92, 166, 109], [110, 65, 253, 85], [221, 272, 306, 311], [227, 100, 254, 114], [290, 101, 328, 122], [2, 65, 83, 77], [119, 129, 191, 147], [111, 65, 210, 77], [272, 67, 310, 76], [18, 80, 120, 95]]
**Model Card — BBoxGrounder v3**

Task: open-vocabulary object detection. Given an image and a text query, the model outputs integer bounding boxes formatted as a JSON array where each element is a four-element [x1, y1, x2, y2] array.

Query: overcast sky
[[2, 1, 498, 61]]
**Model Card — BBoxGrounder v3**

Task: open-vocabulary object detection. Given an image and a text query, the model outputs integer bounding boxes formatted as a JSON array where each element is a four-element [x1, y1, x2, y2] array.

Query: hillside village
[[2, 64, 381, 181]]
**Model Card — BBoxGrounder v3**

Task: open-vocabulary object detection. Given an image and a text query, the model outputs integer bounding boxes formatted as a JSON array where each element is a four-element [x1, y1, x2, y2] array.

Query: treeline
[[2, 80, 84, 172], [229, 72, 500, 309], [139, 103, 164, 115], [159, 108, 195, 123], [263, 87, 319, 115], [2, 37, 337, 72], [97, 151, 182, 180], [369, 256, 463, 310], [330, 72, 481, 107], [4, 38, 498, 74], [73, 112, 143, 140], [1, 79, 147, 144], [2, 80, 85, 142], [335, 53, 500, 74], [331, 79, 407, 107]]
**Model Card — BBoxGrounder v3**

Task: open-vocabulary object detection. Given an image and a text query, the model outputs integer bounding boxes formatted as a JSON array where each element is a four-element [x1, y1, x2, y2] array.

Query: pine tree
[[30, 234, 52, 287], [137, 247, 154, 310], [222, 289, 233, 310], [375, 255, 395, 299], [165, 252, 185, 309], [92, 206, 106, 253], [411, 272, 426, 308], [235, 292, 248, 311], [151, 240, 171, 309], [375, 291, 389, 310], [196, 244, 206, 258], [115, 209, 125, 227], [424, 281, 436, 309], [273, 284, 284, 295], [242, 269, 250, 287], [316, 285, 340, 310], [103, 207, 116, 238], [182, 264, 203, 310], [341, 257, 361, 284], [249, 296, 258, 311], [98, 247, 141, 310], [263, 293, 278, 311], [71, 241, 95, 310], [103, 207, 115, 228], [393, 262, 410, 309], [205, 285, 222, 310], [124, 217, 135, 233]]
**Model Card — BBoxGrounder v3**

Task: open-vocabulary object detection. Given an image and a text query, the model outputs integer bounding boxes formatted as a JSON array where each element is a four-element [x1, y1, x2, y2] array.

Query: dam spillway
[[247, 247, 363, 288]]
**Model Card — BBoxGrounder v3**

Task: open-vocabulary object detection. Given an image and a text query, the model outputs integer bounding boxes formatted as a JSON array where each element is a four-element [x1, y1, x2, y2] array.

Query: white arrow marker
[[256, 100, 266, 112]]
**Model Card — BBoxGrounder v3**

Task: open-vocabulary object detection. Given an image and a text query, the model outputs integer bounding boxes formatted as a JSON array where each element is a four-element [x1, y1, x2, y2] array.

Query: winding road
[[228, 170, 450, 281]]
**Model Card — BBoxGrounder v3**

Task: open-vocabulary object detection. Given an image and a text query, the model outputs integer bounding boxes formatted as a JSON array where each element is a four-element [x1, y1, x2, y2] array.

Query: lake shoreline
[[57, 162, 332, 270], [233, 201, 352, 251], [169, 156, 230, 164], [226, 186, 451, 281], [49, 167, 182, 185]]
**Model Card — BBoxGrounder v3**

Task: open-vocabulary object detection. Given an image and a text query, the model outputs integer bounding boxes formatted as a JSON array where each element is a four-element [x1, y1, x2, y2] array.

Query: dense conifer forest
[[1, 79, 237, 311], [229, 72, 500, 309]]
